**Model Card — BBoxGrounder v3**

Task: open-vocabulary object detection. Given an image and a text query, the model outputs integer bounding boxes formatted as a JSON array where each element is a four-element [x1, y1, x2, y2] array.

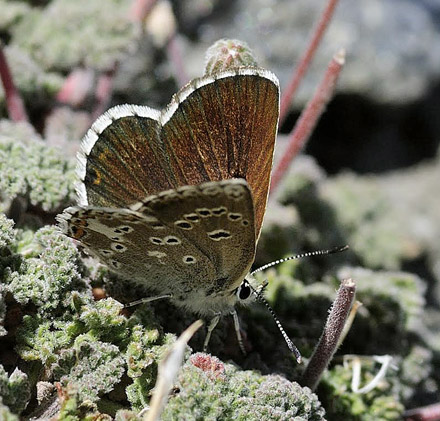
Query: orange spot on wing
[[71, 226, 85, 240], [93, 169, 102, 185]]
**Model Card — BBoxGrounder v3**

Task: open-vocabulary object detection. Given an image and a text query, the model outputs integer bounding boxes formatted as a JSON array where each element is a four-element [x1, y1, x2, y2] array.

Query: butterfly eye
[[236, 281, 252, 301]]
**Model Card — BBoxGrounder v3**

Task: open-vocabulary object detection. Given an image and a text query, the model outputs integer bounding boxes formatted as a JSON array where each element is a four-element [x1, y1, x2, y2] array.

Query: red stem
[[270, 49, 345, 194], [92, 66, 117, 121], [404, 403, 440, 421], [167, 35, 188, 87], [130, 0, 158, 22], [131, 0, 187, 87], [56, 67, 93, 106], [0, 45, 28, 122], [279, 0, 341, 125]]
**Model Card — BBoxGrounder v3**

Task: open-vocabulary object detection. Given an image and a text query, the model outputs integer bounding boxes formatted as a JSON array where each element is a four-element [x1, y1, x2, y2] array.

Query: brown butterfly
[[58, 67, 280, 354]]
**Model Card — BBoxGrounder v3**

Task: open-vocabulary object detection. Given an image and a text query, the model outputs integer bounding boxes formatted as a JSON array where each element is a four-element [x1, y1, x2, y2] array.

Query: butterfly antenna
[[251, 245, 349, 275], [249, 280, 302, 363]]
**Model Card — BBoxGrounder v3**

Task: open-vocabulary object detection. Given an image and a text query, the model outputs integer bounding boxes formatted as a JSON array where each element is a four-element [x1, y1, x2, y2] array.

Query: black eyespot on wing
[[176, 221, 192, 229], [166, 237, 180, 244], [212, 207, 227, 216], [208, 230, 231, 240], [228, 213, 241, 221], [198, 209, 211, 217]]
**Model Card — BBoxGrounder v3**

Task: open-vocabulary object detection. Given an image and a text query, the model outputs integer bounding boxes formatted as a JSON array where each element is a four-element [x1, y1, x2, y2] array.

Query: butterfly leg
[[231, 309, 246, 355], [203, 314, 221, 352], [124, 294, 172, 308]]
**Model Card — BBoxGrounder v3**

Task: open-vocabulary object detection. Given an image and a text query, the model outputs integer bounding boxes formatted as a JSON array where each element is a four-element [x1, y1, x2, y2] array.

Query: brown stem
[[270, 49, 345, 194], [337, 300, 362, 348], [0, 45, 28, 122], [279, 0, 341, 124], [301, 278, 356, 391]]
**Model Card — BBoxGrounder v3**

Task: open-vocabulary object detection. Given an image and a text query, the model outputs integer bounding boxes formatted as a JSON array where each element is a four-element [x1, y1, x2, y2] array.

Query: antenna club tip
[[331, 245, 349, 253], [292, 350, 302, 364], [290, 346, 302, 364]]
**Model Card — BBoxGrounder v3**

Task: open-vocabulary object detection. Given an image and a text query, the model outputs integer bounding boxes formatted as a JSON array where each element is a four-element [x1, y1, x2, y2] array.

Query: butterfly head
[[233, 275, 260, 306]]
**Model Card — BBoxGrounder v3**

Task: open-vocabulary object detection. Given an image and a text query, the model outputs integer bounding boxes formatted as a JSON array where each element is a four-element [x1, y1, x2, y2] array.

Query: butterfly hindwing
[[133, 179, 256, 288], [58, 179, 255, 308]]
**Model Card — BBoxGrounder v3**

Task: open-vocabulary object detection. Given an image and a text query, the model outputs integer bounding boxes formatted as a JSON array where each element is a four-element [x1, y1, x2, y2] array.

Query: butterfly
[[57, 66, 281, 355]]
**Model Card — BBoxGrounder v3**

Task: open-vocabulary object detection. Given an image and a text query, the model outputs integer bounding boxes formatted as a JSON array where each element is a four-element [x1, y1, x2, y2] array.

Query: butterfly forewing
[[161, 68, 279, 238], [78, 68, 279, 241], [78, 105, 176, 207], [58, 179, 255, 312]]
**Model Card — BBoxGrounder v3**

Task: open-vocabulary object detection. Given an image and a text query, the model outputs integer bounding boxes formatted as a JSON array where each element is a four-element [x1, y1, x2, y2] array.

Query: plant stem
[[279, 0, 341, 124], [130, 0, 158, 22], [301, 278, 356, 391], [270, 49, 345, 193], [0, 45, 28, 122], [92, 66, 117, 121], [404, 403, 440, 421]]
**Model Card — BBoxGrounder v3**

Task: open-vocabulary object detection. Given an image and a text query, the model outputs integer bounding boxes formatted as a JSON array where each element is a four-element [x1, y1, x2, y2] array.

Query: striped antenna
[[251, 245, 349, 275], [246, 280, 302, 363]]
